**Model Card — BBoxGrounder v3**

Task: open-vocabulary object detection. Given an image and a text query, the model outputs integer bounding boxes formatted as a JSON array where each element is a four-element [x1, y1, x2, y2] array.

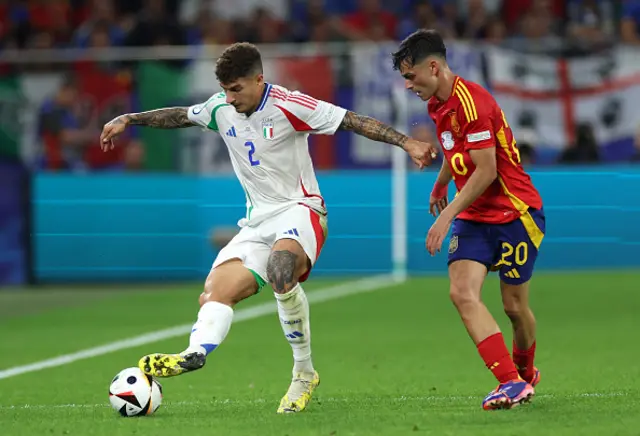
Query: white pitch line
[[0, 274, 402, 381], [0, 392, 628, 411]]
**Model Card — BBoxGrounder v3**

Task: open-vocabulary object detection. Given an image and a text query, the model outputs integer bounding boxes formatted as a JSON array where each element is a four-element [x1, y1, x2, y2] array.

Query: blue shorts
[[447, 208, 546, 285]]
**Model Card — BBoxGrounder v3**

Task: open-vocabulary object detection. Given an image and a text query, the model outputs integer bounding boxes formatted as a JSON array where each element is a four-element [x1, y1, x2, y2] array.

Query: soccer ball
[[109, 367, 163, 417]]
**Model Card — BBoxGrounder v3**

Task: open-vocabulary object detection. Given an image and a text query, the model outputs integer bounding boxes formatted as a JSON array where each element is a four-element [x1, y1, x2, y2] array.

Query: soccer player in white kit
[[100, 42, 437, 414]]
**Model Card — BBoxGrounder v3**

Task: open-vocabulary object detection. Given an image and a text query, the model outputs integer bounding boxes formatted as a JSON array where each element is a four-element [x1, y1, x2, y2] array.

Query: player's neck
[[245, 82, 267, 117], [434, 69, 456, 102]]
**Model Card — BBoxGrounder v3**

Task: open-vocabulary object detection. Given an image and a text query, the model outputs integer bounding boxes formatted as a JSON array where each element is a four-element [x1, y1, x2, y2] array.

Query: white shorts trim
[[211, 205, 327, 282]]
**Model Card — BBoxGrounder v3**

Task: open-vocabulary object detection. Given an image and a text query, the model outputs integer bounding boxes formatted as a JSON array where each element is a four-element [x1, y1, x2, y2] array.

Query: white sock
[[183, 301, 234, 356], [275, 284, 315, 375]]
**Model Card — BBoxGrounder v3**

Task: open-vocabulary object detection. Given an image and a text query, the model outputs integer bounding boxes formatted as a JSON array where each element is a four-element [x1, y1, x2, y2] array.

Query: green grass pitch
[[0, 271, 639, 435]]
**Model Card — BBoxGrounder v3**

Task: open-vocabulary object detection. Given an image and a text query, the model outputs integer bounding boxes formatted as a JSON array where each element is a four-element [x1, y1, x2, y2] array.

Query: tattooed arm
[[123, 107, 197, 129], [100, 107, 196, 150], [338, 110, 409, 149], [338, 110, 438, 168]]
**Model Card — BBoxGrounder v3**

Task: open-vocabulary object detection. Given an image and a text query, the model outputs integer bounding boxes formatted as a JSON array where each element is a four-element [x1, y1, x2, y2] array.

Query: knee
[[199, 275, 215, 306], [503, 296, 528, 322], [267, 250, 301, 294], [449, 282, 480, 312], [200, 277, 233, 306], [199, 288, 238, 307]]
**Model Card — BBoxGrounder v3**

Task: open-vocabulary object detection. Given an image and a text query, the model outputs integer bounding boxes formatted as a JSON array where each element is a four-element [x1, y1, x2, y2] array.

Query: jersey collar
[[256, 82, 272, 112]]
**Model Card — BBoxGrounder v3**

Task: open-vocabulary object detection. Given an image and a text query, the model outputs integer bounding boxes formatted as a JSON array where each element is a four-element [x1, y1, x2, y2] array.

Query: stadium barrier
[[31, 166, 638, 282]]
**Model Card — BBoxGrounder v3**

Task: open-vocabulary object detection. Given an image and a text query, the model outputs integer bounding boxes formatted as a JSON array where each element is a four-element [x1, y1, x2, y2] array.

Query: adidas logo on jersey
[[226, 126, 237, 137], [283, 228, 299, 236]]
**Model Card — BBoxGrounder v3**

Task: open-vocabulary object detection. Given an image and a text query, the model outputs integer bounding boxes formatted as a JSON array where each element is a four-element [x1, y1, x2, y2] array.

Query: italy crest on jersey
[[262, 119, 274, 140]]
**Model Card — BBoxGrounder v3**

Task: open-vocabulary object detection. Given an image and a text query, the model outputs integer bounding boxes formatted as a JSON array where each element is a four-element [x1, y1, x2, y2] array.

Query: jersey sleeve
[[187, 93, 229, 132], [457, 87, 496, 151], [275, 91, 347, 135]]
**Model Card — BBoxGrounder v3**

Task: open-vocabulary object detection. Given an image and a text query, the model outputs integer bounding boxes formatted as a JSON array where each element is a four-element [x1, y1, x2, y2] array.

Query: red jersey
[[428, 76, 542, 224]]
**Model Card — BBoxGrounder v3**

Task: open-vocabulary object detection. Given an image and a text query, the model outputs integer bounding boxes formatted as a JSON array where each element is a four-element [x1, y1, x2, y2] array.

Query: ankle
[[293, 357, 314, 375]]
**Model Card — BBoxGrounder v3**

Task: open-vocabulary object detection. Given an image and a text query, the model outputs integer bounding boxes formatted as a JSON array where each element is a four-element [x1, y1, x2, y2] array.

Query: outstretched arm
[[338, 111, 438, 168], [338, 110, 409, 148], [100, 107, 197, 150], [121, 107, 196, 129], [275, 92, 437, 168], [124, 107, 197, 129]]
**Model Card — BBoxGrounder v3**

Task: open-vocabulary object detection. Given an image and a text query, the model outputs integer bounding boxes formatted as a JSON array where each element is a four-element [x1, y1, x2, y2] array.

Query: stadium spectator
[[502, 0, 565, 34], [342, 0, 398, 41], [37, 72, 143, 172], [484, 17, 507, 43], [182, 4, 235, 46], [504, 0, 564, 54], [397, 2, 438, 41], [245, 7, 287, 44], [621, 0, 640, 44], [458, 0, 491, 40], [558, 123, 601, 164], [73, 0, 126, 48], [124, 0, 186, 47], [37, 75, 95, 171]]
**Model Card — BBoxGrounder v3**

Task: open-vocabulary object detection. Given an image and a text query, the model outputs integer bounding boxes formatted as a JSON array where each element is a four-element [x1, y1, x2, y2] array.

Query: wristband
[[431, 181, 448, 199]]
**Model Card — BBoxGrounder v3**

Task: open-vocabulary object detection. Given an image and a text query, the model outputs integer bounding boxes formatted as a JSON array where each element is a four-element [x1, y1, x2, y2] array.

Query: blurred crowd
[[2, 0, 640, 171], [0, 0, 637, 50]]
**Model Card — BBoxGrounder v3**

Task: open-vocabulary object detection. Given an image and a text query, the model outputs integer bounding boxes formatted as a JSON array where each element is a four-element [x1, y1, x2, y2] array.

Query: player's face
[[221, 74, 265, 114], [400, 58, 439, 101]]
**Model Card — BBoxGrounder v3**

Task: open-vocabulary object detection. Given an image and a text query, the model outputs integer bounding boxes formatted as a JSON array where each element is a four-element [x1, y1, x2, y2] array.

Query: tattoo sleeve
[[125, 107, 196, 129], [338, 110, 409, 148]]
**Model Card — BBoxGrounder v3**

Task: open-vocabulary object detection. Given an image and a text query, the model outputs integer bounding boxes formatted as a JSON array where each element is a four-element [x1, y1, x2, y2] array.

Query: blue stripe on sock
[[201, 343, 218, 355]]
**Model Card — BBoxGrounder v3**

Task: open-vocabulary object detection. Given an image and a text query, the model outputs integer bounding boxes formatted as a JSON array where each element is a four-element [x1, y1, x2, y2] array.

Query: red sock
[[513, 340, 536, 381], [477, 333, 520, 384]]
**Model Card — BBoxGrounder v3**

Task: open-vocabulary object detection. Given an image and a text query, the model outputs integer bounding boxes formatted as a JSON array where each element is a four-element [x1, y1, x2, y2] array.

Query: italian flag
[[263, 124, 274, 140]]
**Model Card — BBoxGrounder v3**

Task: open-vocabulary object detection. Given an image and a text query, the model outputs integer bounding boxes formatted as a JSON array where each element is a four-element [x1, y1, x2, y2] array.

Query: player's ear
[[431, 59, 440, 77], [256, 73, 264, 85]]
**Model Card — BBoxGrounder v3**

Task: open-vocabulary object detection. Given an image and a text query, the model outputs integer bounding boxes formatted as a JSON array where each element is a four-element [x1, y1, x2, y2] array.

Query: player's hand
[[403, 139, 438, 170], [426, 212, 453, 256], [429, 194, 448, 217], [100, 115, 130, 151]]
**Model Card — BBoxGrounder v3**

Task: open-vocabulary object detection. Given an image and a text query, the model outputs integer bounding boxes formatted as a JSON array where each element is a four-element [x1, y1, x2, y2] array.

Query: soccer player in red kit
[[392, 29, 545, 410]]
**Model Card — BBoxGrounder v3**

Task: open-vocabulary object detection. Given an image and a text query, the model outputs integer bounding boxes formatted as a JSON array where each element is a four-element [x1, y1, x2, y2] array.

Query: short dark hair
[[391, 29, 447, 71], [215, 42, 263, 84]]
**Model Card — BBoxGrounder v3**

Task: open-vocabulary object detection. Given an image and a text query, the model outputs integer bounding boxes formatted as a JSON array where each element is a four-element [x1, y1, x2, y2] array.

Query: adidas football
[[109, 367, 163, 417]]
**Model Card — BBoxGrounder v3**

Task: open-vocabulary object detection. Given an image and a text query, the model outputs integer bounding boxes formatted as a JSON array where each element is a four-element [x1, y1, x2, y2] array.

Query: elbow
[[481, 163, 497, 184], [487, 167, 498, 183]]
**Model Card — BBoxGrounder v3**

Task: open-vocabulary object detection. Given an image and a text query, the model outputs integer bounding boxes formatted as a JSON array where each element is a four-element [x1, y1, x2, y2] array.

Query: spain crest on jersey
[[449, 111, 462, 137], [448, 235, 458, 254], [262, 119, 274, 140]]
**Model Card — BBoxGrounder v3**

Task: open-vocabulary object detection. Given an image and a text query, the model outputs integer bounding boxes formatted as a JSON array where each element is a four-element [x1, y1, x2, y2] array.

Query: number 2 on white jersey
[[244, 141, 260, 166]]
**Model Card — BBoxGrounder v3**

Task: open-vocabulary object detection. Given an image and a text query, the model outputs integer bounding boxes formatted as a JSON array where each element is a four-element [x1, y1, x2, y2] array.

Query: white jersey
[[188, 83, 347, 226]]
